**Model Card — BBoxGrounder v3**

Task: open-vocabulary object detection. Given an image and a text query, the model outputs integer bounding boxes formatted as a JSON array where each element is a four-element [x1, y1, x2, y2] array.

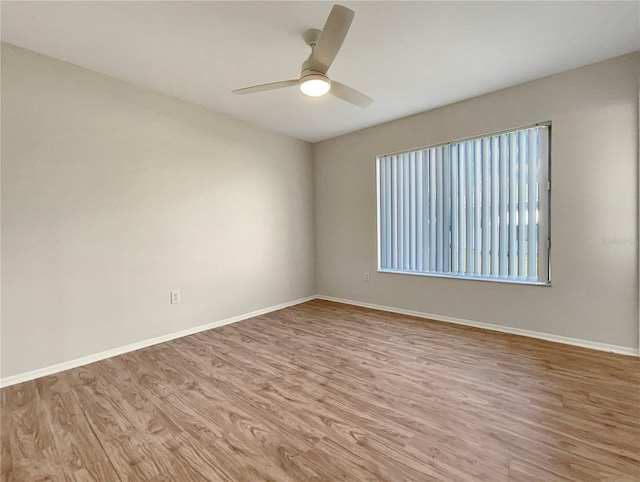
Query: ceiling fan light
[[299, 75, 331, 97]]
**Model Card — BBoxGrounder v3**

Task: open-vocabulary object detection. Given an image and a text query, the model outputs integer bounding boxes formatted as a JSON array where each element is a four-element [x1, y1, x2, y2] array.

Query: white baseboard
[[316, 295, 639, 357], [3, 293, 637, 388], [0, 295, 316, 388]]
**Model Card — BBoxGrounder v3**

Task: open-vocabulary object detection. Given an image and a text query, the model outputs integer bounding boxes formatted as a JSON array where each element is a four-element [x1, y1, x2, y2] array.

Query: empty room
[[1, 1, 639, 481]]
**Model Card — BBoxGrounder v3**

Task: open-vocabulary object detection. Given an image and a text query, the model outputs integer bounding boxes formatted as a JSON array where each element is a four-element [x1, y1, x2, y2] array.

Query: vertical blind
[[377, 125, 550, 283]]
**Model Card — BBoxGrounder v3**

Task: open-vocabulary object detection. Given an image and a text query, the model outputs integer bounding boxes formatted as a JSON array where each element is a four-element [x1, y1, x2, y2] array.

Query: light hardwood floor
[[2, 300, 639, 481]]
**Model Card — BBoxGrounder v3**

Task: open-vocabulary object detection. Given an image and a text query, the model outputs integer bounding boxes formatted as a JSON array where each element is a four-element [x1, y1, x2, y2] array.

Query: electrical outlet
[[364, 272, 370, 281], [171, 290, 181, 304]]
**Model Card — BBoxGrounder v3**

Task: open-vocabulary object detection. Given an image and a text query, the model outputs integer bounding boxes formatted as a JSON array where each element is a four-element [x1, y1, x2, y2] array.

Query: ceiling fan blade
[[330, 81, 373, 108], [310, 5, 354, 74], [232, 79, 298, 95]]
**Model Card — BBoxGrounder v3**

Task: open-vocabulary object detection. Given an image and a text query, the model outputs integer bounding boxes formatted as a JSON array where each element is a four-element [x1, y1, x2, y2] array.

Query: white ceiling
[[2, 1, 639, 143]]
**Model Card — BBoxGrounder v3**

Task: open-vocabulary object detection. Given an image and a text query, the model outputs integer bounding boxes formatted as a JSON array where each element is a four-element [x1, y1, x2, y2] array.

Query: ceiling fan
[[232, 4, 373, 108]]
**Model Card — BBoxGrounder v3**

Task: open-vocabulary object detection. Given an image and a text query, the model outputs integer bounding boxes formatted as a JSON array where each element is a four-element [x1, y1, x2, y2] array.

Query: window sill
[[378, 269, 551, 287]]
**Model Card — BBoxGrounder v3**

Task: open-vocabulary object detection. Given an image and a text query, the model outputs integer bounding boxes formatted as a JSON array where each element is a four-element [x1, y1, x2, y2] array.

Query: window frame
[[376, 122, 552, 286]]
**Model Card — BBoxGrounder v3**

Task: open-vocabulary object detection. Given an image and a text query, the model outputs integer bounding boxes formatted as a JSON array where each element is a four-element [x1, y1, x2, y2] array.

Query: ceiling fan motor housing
[[300, 69, 329, 83]]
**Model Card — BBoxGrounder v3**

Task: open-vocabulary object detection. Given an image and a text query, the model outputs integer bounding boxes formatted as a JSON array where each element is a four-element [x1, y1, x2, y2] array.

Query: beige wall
[[314, 52, 639, 350], [1, 44, 315, 378]]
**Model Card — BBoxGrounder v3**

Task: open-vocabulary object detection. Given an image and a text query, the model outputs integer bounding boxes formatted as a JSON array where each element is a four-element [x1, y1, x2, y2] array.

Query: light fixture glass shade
[[299, 75, 331, 97]]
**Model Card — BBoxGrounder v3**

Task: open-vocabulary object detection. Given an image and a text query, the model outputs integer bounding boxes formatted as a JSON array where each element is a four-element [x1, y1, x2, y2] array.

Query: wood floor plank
[[68, 364, 206, 481], [118, 344, 311, 481], [34, 374, 120, 482], [2, 299, 639, 481], [1, 381, 64, 481]]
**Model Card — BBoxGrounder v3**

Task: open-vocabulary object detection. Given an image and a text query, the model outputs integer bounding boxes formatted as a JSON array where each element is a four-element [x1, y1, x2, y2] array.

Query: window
[[377, 124, 550, 284]]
